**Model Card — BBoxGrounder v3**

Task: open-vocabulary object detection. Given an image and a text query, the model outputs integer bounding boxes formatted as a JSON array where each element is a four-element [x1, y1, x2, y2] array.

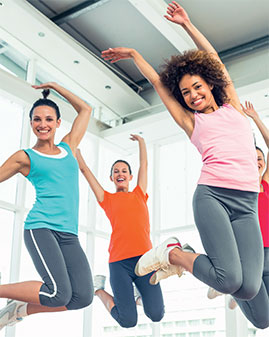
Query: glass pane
[[0, 39, 28, 80], [0, 94, 23, 203], [0, 208, 13, 284], [159, 141, 187, 229]]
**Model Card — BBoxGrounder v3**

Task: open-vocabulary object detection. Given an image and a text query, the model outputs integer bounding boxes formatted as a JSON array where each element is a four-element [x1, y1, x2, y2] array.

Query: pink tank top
[[191, 104, 259, 192]]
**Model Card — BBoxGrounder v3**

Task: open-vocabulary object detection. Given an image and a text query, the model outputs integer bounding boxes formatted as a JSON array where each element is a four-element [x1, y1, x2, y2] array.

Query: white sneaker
[[228, 296, 237, 310], [135, 237, 181, 277], [149, 243, 194, 285], [0, 300, 24, 330], [207, 287, 223, 299], [149, 264, 184, 285], [94, 275, 106, 294]]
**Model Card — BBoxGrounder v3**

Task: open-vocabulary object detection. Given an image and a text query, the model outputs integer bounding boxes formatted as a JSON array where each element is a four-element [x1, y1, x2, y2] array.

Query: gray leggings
[[236, 247, 269, 329], [192, 185, 268, 328], [24, 228, 94, 310]]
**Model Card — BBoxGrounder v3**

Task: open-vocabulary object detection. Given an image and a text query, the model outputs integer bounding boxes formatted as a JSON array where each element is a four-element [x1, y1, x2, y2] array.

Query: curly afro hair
[[159, 50, 230, 112]]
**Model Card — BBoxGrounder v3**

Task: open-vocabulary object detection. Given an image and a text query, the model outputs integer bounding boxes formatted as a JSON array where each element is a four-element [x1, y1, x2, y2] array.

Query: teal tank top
[[24, 142, 79, 235]]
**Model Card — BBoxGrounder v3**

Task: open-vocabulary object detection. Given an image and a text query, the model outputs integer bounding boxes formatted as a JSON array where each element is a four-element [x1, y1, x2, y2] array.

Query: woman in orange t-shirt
[[76, 135, 164, 328]]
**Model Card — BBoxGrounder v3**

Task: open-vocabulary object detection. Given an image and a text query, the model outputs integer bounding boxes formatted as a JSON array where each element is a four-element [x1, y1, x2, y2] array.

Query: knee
[[217, 272, 242, 295], [236, 283, 260, 300], [148, 310, 164, 323], [67, 289, 94, 310], [119, 317, 137, 328], [40, 283, 72, 307], [252, 315, 269, 329]]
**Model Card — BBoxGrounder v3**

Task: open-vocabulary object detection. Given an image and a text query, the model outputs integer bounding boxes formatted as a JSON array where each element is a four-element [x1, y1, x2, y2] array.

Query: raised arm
[[241, 101, 269, 182], [165, 1, 241, 111], [130, 134, 148, 194], [0, 150, 30, 183], [101, 48, 193, 138], [32, 82, 92, 152], [76, 149, 104, 202]]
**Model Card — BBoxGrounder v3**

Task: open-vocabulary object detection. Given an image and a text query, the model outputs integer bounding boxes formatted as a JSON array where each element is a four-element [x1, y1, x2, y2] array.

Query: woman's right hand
[[101, 47, 135, 63], [164, 1, 190, 26]]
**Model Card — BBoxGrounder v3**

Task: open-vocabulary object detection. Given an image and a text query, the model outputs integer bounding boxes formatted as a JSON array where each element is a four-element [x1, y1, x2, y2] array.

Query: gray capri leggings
[[24, 228, 94, 310], [192, 185, 268, 329]]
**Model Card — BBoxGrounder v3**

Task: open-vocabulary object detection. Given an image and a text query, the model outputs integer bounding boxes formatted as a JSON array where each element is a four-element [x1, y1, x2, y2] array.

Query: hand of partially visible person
[[241, 101, 259, 120], [164, 1, 190, 26], [101, 47, 135, 63], [130, 134, 144, 142]]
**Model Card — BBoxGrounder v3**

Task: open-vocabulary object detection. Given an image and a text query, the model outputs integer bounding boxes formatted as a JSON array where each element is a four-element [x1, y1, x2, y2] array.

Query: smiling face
[[257, 149, 266, 177], [179, 74, 218, 113], [110, 161, 133, 192], [30, 105, 61, 141]]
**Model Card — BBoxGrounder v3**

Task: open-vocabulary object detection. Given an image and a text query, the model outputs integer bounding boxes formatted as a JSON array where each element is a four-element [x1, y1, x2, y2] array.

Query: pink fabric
[[191, 104, 259, 192], [258, 180, 269, 247]]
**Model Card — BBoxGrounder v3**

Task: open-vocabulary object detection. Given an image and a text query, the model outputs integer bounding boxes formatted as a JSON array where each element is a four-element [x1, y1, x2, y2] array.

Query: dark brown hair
[[159, 50, 230, 112]]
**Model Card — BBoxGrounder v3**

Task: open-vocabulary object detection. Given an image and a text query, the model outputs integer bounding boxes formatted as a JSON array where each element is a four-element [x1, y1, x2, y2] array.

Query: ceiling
[[0, 0, 268, 149], [25, 0, 269, 84]]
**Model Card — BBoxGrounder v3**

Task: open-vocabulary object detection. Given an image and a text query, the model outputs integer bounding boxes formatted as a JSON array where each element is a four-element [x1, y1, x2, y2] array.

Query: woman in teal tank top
[[0, 82, 93, 330]]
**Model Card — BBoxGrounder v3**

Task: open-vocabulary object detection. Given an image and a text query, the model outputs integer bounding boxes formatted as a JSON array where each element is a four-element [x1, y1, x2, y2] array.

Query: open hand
[[241, 101, 258, 119], [130, 134, 144, 142], [101, 47, 135, 63], [164, 1, 190, 25]]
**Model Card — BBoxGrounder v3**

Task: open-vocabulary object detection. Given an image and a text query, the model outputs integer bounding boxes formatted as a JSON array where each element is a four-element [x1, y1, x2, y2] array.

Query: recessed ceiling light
[[105, 85, 111, 90], [73, 60, 80, 64], [38, 32, 45, 37], [264, 94, 268, 97]]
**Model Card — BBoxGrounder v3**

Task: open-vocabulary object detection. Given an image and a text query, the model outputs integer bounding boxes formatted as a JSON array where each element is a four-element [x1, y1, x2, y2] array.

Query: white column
[[83, 137, 100, 337], [150, 143, 161, 337]]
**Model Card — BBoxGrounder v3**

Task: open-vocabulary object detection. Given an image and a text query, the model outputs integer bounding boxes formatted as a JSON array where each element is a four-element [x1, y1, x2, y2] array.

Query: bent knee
[[217, 274, 242, 294], [119, 318, 137, 328], [147, 308, 164, 322], [252, 316, 269, 329], [235, 283, 260, 300]]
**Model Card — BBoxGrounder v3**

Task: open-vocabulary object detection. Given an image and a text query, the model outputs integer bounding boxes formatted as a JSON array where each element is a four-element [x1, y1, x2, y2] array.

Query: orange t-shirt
[[99, 185, 152, 263]]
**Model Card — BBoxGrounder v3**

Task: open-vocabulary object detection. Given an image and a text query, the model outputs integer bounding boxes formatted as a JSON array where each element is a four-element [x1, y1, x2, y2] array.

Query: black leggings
[[24, 228, 93, 310], [109, 256, 164, 328]]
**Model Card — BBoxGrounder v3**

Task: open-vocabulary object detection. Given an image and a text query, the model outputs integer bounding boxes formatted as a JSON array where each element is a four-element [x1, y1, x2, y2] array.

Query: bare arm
[[0, 150, 30, 182], [130, 134, 148, 194], [165, 1, 241, 112], [76, 149, 104, 202], [102, 48, 193, 138], [33, 82, 92, 152], [242, 101, 269, 182]]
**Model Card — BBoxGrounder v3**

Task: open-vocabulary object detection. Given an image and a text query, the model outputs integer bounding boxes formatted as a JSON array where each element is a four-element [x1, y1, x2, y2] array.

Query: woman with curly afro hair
[[102, 1, 268, 329]]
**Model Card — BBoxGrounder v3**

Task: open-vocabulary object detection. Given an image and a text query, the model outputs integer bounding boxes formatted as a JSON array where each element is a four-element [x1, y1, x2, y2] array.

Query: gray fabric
[[110, 256, 164, 328], [236, 247, 269, 329], [24, 228, 93, 310], [192, 185, 268, 328]]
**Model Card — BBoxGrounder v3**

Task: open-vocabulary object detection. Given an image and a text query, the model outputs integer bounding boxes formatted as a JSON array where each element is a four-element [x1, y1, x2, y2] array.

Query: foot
[[135, 237, 181, 277], [0, 300, 24, 330], [207, 287, 223, 299], [228, 296, 237, 310], [94, 275, 106, 294], [149, 243, 194, 285]]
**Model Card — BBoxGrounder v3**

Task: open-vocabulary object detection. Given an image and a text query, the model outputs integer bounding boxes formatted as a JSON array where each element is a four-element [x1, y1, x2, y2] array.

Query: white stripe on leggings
[[30, 229, 57, 298]]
